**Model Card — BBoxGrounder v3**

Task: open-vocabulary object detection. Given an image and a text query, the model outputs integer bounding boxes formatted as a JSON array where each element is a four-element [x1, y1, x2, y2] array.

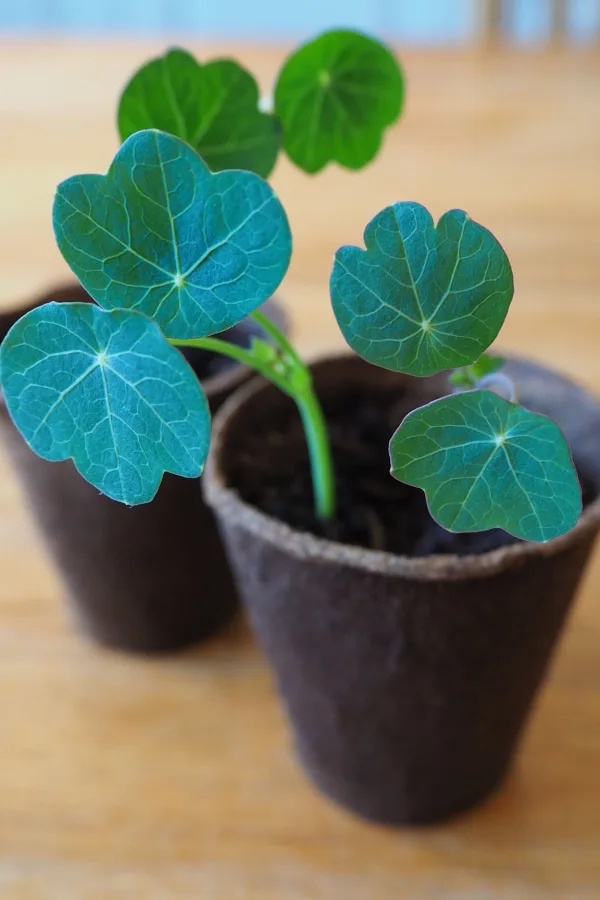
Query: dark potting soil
[[231, 391, 596, 558]]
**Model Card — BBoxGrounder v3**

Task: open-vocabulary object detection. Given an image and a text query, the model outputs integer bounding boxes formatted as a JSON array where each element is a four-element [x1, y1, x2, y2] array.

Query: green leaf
[[250, 337, 278, 365], [448, 369, 475, 389], [53, 129, 292, 341], [449, 353, 506, 388], [118, 48, 280, 178], [0, 302, 211, 505], [389, 390, 581, 543], [274, 29, 404, 174], [331, 202, 514, 376], [470, 353, 506, 382]]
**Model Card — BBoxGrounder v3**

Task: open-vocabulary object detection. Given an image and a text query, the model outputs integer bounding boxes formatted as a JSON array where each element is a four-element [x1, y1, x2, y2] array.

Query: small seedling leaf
[[118, 48, 281, 178], [470, 353, 506, 381], [250, 337, 278, 365], [0, 302, 211, 505], [53, 129, 292, 340], [274, 30, 404, 174], [331, 202, 514, 376], [449, 352, 506, 388], [389, 390, 581, 542]]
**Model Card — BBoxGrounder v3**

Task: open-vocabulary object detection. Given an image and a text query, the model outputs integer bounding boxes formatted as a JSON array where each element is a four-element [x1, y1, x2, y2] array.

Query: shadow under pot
[[0, 283, 288, 654], [204, 353, 600, 825]]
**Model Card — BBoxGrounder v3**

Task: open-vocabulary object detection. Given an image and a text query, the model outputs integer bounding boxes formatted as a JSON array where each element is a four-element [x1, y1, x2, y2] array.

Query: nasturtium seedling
[[0, 302, 210, 504], [118, 49, 281, 178], [0, 137, 581, 543], [117, 30, 405, 178], [53, 129, 292, 340], [274, 29, 404, 174], [330, 202, 514, 376]]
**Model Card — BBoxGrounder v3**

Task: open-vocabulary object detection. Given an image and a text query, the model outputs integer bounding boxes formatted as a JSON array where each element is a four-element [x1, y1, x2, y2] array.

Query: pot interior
[[219, 355, 600, 558]]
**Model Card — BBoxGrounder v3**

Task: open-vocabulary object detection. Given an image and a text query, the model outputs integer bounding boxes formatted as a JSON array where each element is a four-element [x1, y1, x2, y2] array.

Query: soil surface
[[230, 390, 595, 558]]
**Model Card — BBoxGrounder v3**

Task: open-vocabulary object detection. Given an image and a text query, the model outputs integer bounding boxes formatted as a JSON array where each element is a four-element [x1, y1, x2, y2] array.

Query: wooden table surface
[[0, 40, 599, 898]]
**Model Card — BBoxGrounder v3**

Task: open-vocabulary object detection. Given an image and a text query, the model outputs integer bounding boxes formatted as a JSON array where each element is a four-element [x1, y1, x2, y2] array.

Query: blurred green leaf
[[274, 30, 404, 174], [450, 352, 506, 388], [118, 48, 280, 178], [250, 337, 278, 365]]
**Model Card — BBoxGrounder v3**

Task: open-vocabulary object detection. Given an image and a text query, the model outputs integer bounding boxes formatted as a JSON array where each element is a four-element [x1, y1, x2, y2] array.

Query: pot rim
[[204, 353, 600, 583]]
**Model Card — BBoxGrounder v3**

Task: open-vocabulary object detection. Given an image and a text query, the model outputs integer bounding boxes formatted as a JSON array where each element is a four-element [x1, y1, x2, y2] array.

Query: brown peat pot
[[204, 354, 600, 825], [0, 283, 286, 654]]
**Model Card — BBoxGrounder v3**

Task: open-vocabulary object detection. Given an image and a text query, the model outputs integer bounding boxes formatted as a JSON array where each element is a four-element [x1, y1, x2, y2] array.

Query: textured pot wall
[[0, 283, 286, 653], [205, 355, 600, 824], [0, 417, 237, 652]]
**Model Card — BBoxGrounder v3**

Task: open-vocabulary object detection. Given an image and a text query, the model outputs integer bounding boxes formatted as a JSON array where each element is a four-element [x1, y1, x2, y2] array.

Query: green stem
[[172, 335, 290, 394], [171, 325, 336, 521], [251, 309, 303, 365], [251, 309, 335, 520], [295, 382, 336, 521]]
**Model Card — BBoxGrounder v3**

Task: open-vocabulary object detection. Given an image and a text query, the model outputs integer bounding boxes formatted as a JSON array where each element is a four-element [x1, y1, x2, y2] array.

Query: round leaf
[[0, 302, 211, 505], [118, 48, 280, 178], [331, 202, 514, 376], [274, 29, 404, 174], [53, 129, 292, 340], [389, 390, 581, 542]]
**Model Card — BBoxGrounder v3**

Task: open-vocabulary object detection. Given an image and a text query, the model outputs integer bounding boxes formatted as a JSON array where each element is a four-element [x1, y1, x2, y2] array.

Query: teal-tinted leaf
[[118, 48, 280, 178], [389, 390, 581, 542], [331, 202, 514, 376], [0, 302, 211, 505], [274, 29, 404, 174], [53, 129, 292, 340]]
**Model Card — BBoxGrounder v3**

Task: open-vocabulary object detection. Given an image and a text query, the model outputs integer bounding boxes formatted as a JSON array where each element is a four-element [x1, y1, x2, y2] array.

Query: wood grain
[[0, 42, 599, 898]]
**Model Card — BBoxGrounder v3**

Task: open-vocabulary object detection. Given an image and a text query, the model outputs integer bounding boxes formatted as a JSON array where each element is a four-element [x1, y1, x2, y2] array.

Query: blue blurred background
[[1, 0, 599, 43]]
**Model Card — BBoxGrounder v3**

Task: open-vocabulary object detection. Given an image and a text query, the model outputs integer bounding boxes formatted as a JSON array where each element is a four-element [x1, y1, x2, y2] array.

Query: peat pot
[[0, 283, 287, 654], [204, 354, 600, 825]]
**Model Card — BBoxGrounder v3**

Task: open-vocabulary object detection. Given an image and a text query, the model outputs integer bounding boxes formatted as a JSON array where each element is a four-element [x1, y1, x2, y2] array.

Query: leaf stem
[[250, 309, 303, 365], [294, 380, 336, 520], [171, 324, 337, 521], [251, 309, 335, 520], [172, 335, 290, 394]]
